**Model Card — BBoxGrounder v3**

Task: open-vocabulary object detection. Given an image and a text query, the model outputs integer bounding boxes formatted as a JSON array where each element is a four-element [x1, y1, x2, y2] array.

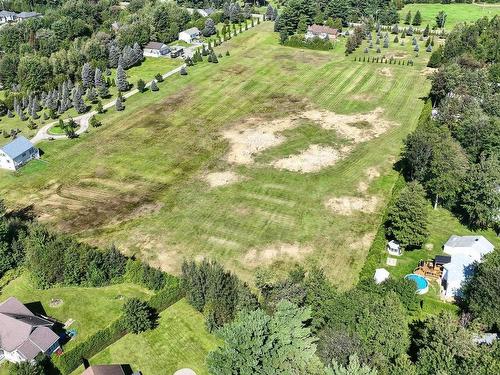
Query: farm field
[[398, 3, 500, 30], [0, 22, 432, 288], [71, 299, 220, 375], [0, 273, 153, 350]]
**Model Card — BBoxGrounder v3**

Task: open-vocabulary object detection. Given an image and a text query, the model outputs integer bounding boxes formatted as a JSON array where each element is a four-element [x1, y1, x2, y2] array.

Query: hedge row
[[358, 100, 432, 281], [53, 278, 184, 374]]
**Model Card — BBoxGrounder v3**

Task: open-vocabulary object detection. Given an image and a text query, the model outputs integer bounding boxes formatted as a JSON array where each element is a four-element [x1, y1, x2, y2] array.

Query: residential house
[[0, 136, 40, 171], [15, 11, 41, 21], [305, 25, 338, 41], [197, 8, 215, 17], [143, 42, 170, 57], [441, 235, 494, 299], [0, 10, 16, 24], [178, 27, 200, 44], [0, 297, 60, 364]]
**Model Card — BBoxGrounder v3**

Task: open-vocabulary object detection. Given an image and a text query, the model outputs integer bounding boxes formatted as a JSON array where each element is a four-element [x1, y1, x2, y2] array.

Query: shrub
[[137, 79, 146, 93], [122, 298, 155, 334], [285, 35, 333, 51]]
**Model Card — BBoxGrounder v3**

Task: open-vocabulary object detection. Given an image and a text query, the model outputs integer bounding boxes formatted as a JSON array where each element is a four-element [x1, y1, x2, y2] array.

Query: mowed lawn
[[71, 299, 221, 375], [398, 3, 500, 30], [0, 23, 431, 288], [0, 274, 153, 350]]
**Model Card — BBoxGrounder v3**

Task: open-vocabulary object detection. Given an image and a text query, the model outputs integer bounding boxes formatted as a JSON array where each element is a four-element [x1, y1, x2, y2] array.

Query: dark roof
[[0, 136, 36, 160], [82, 365, 126, 375], [17, 340, 41, 361], [435, 255, 451, 265], [144, 41, 168, 50], [307, 24, 338, 36]]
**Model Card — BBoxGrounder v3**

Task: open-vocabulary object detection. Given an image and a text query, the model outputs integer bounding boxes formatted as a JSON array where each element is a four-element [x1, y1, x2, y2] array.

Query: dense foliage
[[122, 298, 156, 333]]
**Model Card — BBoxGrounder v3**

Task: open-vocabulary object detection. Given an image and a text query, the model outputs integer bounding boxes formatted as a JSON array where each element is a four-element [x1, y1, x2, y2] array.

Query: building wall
[[4, 350, 24, 364], [0, 154, 16, 171]]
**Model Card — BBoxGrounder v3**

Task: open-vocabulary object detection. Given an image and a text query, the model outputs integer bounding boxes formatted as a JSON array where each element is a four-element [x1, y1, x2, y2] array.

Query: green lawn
[[71, 299, 220, 375], [398, 3, 500, 30], [0, 273, 153, 351], [0, 23, 432, 288]]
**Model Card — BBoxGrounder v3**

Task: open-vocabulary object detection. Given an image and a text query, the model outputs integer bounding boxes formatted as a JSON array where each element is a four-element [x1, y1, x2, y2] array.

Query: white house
[[178, 27, 200, 44], [374, 268, 390, 284], [0, 136, 39, 171], [441, 235, 494, 299], [143, 41, 170, 57], [0, 10, 16, 24], [196, 8, 215, 17], [0, 297, 60, 364], [387, 240, 402, 256], [305, 24, 338, 41]]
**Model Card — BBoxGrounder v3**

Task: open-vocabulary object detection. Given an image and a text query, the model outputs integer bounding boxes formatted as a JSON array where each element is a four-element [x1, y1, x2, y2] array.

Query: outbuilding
[[0, 136, 40, 171], [374, 268, 390, 284], [387, 240, 402, 256]]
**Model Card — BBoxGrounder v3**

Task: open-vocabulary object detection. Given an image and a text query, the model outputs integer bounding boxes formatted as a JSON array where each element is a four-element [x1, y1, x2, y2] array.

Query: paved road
[[30, 65, 184, 144]]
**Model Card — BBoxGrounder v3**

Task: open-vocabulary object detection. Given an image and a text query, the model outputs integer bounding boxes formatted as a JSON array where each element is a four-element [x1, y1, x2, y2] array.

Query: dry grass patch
[[243, 242, 313, 268], [272, 144, 351, 173], [377, 67, 393, 77], [420, 67, 437, 76], [325, 195, 380, 215], [358, 167, 381, 192], [204, 171, 243, 187]]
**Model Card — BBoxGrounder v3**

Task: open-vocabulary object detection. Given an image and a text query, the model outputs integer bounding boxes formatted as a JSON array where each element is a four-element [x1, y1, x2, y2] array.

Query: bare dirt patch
[[204, 171, 242, 187], [377, 67, 393, 77], [325, 196, 380, 215], [420, 67, 437, 76], [385, 52, 409, 60], [243, 242, 313, 268], [272, 144, 351, 173]]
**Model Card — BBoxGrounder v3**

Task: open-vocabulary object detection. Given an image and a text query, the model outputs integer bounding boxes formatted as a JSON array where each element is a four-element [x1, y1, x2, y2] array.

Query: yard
[[398, 3, 500, 30], [0, 22, 434, 288], [0, 273, 153, 351], [70, 299, 221, 375]]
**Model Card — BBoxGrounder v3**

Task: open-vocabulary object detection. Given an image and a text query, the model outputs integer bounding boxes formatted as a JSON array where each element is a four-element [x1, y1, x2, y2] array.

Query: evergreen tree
[[133, 42, 143, 65], [115, 95, 125, 111], [404, 11, 411, 25], [98, 83, 109, 98], [89, 115, 102, 128], [72, 85, 86, 114], [96, 100, 104, 113], [436, 11, 447, 29], [116, 64, 129, 92], [180, 66, 187, 75], [86, 87, 97, 103], [155, 73, 163, 82], [150, 80, 159, 91], [81, 62, 93, 89], [94, 67, 103, 88], [122, 298, 155, 334], [423, 24, 430, 37], [203, 18, 217, 37], [137, 79, 146, 93], [412, 10, 422, 26], [108, 45, 121, 68]]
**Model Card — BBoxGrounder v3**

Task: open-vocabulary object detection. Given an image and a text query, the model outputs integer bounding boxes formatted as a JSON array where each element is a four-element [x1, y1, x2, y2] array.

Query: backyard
[[0, 22, 433, 288]]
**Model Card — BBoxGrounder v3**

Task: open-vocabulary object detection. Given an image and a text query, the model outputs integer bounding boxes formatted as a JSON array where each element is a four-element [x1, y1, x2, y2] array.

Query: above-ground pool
[[405, 274, 429, 295]]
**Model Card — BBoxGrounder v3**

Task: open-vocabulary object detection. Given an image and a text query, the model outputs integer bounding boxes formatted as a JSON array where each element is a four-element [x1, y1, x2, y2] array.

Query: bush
[[122, 298, 155, 334], [284, 35, 333, 51]]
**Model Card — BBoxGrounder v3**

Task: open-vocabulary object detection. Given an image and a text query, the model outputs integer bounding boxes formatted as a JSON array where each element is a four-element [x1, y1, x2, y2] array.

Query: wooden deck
[[414, 260, 443, 280]]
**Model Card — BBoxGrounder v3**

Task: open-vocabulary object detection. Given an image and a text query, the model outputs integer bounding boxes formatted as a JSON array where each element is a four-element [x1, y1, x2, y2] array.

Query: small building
[[197, 8, 215, 17], [305, 24, 338, 41], [82, 364, 129, 375], [441, 235, 494, 299], [0, 297, 61, 364], [387, 240, 402, 256], [169, 46, 184, 58], [143, 42, 170, 57], [178, 27, 200, 44], [0, 10, 16, 24], [0, 136, 40, 171], [374, 268, 390, 284], [15, 11, 41, 21]]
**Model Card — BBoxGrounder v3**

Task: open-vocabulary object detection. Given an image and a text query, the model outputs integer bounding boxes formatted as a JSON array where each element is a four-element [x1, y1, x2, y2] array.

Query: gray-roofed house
[[15, 11, 41, 21], [0, 297, 60, 363], [143, 41, 170, 57], [0, 10, 17, 24], [178, 27, 200, 44], [0, 136, 39, 170], [197, 8, 215, 17]]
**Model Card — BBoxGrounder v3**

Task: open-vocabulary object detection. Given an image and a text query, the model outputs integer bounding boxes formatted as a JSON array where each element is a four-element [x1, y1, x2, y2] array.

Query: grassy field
[[0, 23, 432, 288], [71, 299, 220, 375], [0, 273, 153, 350], [398, 3, 500, 30], [0, 57, 181, 146]]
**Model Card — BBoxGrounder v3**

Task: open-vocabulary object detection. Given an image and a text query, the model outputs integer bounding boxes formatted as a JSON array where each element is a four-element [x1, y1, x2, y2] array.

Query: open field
[[71, 299, 220, 375], [398, 3, 500, 30], [0, 57, 181, 146], [0, 23, 432, 288], [0, 273, 153, 350]]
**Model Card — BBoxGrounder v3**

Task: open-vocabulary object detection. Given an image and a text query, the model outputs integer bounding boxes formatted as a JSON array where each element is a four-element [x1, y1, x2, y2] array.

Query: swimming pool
[[405, 274, 429, 295]]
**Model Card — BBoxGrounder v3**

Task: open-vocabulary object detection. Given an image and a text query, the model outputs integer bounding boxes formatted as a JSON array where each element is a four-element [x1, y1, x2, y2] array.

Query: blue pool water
[[405, 274, 429, 293]]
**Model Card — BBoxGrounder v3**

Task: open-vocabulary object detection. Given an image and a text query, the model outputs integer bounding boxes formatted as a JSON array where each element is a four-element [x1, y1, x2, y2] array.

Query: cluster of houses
[[376, 235, 495, 300], [0, 10, 41, 24]]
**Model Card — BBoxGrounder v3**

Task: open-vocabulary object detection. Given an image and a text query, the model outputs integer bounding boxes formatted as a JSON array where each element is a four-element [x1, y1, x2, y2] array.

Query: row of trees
[[402, 16, 499, 231]]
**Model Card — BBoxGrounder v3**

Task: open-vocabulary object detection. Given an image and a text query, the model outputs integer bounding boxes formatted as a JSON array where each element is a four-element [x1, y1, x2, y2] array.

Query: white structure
[[0, 10, 16, 24], [143, 41, 170, 57], [0, 136, 39, 171], [387, 240, 402, 256], [0, 297, 60, 363], [178, 27, 200, 44], [441, 235, 495, 299], [196, 8, 214, 17], [305, 24, 338, 41], [374, 268, 390, 284]]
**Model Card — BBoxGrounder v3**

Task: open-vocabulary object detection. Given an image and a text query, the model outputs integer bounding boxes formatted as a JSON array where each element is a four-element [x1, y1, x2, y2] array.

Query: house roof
[[198, 8, 215, 15], [81, 365, 126, 375], [0, 297, 57, 355], [0, 10, 16, 17], [144, 41, 167, 50], [181, 27, 200, 36], [307, 24, 338, 36], [0, 136, 36, 160], [435, 255, 451, 265], [444, 235, 494, 260], [16, 11, 41, 18]]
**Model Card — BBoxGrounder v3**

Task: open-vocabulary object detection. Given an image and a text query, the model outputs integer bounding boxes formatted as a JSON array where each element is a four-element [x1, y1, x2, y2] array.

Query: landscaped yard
[[0, 273, 153, 350], [398, 3, 500, 30], [70, 299, 221, 375], [0, 22, 434, 288]]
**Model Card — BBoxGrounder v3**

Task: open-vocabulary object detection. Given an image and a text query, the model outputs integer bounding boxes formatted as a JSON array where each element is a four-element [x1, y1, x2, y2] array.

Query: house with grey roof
[[178, 27, 200, 44], [15, 11, 41, 20], [0, 10, 17, 24], [0, 136, 39, 171], [143, 41, 170, 57], [0, 297, 60, 364], [196, 8, 215, 17]]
